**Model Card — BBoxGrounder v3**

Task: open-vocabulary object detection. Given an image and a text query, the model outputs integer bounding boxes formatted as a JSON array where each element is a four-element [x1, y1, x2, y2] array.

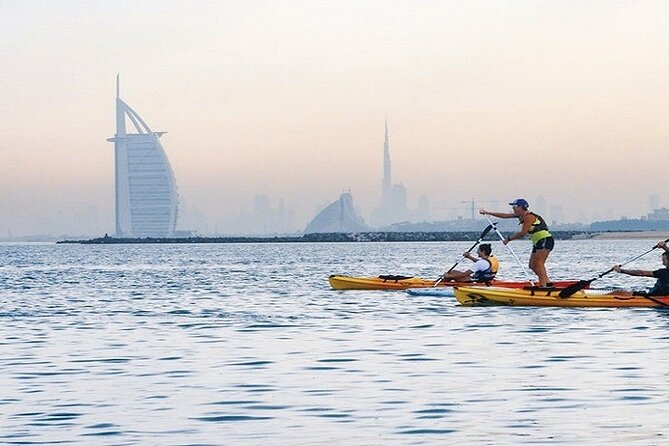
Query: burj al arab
[[107, 76, 179, 237]]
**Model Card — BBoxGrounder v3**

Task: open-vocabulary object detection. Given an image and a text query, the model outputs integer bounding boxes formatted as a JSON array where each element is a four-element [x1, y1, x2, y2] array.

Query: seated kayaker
[[441, 243, 499, 283], [613, 241, 669, 296]]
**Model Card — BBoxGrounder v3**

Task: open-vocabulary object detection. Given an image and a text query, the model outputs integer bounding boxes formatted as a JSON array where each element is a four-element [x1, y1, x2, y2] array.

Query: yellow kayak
[[454, 286, 669, 308], [329, 275, 580, 291]]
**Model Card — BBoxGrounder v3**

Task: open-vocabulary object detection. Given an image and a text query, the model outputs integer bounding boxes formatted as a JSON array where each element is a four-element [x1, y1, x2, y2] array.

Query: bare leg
[[529, 249, 551, 287], [440, 273, 456, 282], [442, 271, 471, 282]]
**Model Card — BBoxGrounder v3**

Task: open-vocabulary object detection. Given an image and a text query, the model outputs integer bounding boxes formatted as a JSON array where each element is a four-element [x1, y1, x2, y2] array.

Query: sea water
[[1, 239, 669, 445]]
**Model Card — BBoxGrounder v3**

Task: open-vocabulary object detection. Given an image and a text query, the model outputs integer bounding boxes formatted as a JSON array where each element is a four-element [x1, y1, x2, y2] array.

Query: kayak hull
[[328, 275, 581, 291], [406, 288, 455, 297], [454, 286, 669, 308], [329, 275, 442, 290]]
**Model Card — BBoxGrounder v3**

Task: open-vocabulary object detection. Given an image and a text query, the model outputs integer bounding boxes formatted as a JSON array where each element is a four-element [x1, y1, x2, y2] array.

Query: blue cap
[[508, 198, 529, 208]]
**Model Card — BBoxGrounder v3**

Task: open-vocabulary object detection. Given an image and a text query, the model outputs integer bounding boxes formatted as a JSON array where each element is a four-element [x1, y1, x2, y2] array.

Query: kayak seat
[[524, 286, 563, 295], [378, 275, 414, 282]]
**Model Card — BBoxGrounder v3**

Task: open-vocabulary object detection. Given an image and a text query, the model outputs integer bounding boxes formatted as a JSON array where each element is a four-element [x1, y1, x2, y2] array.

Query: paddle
[[558, 238, 669, 298], [637, 293, 669, 308], [433, 224, 493, 287], [483, 214, 536, 286]]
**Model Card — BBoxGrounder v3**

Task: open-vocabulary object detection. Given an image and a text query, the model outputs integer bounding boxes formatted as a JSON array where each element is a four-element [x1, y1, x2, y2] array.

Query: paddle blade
[[558, 280, 592, 298], [480, 224, 493, 239]]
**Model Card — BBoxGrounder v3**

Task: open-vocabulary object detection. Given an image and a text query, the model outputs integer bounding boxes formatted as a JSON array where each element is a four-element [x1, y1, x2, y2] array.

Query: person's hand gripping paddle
[[433, 225, 493, 287]]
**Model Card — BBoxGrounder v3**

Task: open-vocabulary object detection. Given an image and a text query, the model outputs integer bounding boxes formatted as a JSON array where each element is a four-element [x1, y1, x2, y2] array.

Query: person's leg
[[531, 249, 551, 286], [442, 271, 471, 282], [440, 272, 456, 282], [528, 253, 538, 277]]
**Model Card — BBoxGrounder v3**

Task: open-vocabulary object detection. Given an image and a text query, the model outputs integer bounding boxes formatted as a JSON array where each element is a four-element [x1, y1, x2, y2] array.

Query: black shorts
[[532, 236, 555, 252]]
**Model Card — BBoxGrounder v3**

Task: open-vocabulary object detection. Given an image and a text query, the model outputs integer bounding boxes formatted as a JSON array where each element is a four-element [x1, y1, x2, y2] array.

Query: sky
[[2, 0, 669, 236]]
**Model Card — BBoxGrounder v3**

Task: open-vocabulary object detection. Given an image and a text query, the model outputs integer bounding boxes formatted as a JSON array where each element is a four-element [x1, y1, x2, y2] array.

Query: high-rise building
[[107, 76, 179, 237], [382, 119, 392, 207], [371, 120, 409, 226]]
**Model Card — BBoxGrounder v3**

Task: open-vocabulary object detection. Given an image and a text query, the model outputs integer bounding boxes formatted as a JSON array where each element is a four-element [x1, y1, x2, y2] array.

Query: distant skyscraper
[[372, 120, 410, 227], [107, 76, 179, 237], [382, 119, 392, 207]]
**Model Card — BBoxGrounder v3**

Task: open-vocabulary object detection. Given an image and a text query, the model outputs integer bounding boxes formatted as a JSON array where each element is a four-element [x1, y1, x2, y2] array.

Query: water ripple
[[2, 241, 669, 445]]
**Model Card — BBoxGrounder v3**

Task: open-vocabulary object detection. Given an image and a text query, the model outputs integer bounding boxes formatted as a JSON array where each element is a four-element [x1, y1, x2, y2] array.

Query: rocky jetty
[[59, 231, 589, 244]]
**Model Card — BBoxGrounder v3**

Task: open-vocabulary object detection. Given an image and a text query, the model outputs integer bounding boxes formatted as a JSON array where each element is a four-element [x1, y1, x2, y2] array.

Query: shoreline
[[588, 231, 669, 240], [55, 229, 669, 244], [58, 231, 587, 244]]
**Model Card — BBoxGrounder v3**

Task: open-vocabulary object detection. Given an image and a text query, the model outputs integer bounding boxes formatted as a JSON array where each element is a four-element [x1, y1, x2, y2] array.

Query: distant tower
[[371, 119, 410, 227], [107, 75, 179, 237], [381, 119, 392, 206]]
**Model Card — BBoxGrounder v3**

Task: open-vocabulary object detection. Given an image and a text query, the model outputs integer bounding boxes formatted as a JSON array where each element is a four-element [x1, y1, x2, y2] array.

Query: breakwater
[[59, 231, 590, 244]]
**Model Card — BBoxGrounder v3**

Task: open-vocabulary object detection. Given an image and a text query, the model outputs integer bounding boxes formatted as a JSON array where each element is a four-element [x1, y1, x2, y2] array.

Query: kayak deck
[[329, 274, 581, 291], [329, 275, 444, 290], [454, 286, 669, 308]]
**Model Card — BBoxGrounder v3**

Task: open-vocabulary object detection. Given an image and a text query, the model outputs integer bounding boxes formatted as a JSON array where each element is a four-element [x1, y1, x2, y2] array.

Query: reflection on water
[[1, 240, 669, 445]]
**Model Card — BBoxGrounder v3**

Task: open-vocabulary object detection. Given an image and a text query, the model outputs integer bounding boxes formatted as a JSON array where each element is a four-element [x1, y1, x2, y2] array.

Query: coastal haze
[[2, 1, 669, 237]]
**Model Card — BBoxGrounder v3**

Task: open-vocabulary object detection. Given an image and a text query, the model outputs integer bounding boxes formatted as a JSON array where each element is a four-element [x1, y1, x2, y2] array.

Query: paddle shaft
[[434, 225, 493, 287], [483, 214, 535, 286], [639, 294, 669, 308], [445, 228, 493, 274], [598, 240, 669, 281], [596, 244, 667, 280]]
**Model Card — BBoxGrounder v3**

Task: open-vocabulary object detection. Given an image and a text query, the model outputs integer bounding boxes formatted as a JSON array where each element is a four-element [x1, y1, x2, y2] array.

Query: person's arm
[[504, 213, 533, 244], [613, 264, 654, 277], [479, 209, 515, 219], [658, 241, 669, 253], [463, 252, 478, 262]]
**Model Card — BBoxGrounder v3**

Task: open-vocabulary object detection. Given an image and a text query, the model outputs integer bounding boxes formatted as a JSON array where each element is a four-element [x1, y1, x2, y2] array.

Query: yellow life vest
[[472, 255, 499, 282], [523, 212, 552, 245]]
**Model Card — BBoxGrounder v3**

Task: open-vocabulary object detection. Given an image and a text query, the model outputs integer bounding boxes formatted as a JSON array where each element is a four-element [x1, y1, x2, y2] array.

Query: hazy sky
[[2, 0, 669, 236]]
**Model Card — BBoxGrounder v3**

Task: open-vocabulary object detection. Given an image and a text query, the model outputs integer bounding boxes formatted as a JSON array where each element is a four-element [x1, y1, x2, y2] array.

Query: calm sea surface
[[2, 239, 669, 445]]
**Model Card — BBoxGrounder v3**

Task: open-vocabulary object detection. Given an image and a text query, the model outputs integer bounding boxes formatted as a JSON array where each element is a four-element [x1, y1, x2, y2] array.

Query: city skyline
[[2, 1, 669, 237]]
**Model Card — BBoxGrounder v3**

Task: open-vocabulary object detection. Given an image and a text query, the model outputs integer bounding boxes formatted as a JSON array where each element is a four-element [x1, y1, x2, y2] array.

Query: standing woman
[[479, 198, 554, 287]]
